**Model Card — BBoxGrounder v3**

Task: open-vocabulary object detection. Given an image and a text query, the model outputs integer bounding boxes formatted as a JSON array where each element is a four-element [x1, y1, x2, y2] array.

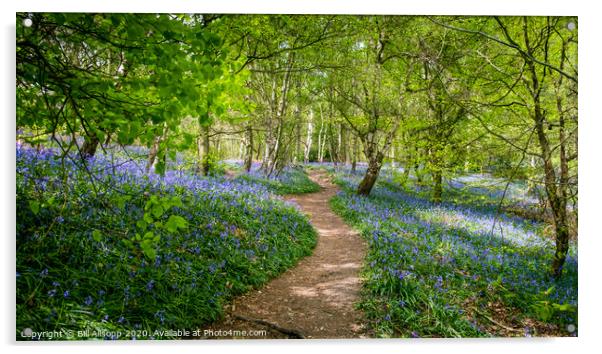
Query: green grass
[[235, 167, 321, 195]]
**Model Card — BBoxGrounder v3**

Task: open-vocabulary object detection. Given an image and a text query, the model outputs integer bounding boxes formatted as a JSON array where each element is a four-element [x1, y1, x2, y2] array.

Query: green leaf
[[165, 214, 188, 233], [143, 213, 154, 224], [198, 112, 210, 126], [136, 219, 147, 229], [553, 303, 576, 312], [151, 205, 164, 218], [171, 215, 188, 229], [115, 195, 130, 210], [543, 286, 555, 296], [155, 160, 166, 176], [182, 133, 194, 147], [28, 200, 40, 215], [141, 244, 157, 260], [170, 196, 183, 208], [92, 230, 102, 242]]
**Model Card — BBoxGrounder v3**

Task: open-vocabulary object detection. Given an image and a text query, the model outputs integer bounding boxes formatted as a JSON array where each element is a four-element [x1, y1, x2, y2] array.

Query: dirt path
[[201, 170, 369, 339]]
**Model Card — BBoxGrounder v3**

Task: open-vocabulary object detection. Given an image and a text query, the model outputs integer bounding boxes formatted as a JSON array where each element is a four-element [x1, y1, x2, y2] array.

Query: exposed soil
[[200, 170, 369, 339]]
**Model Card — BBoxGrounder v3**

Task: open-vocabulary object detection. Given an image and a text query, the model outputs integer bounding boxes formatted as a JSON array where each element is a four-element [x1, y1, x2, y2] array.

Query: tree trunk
[[215, 137, 221, 157], [294, 110, 301, 164], [340, 123, 350, 165], [433, 169, 442, 203], [255, 136, 262, 161], [317, 104, 325, 163], [525, 44, 569, 278], [550, 37, 572, 279], [103, 132, 112, 147], [402, 162, 410, 186], [351, 133, 358, 173], [244, 124, 254, 172], [81, 135, 99, 159], [268, 122, 283, 177], [199, 124, 211, 176], [357, 156, 383, 196], [414, 146, 424, 185], [262, 133, 270, 168], [146, 125, 168, 174], [304, 108, 314, 163], [264, 53, 294, 176], [400, 138, 411, 186], [328, 123, 338, 165], [337, 124, 343, 164], [355, 110, 400, 196], [147, 136, 160, 174]]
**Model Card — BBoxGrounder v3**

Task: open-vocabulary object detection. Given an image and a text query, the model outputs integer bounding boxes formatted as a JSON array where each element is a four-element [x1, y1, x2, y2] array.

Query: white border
[[3, 1, 600, 354], [9, 0, 582, 15]]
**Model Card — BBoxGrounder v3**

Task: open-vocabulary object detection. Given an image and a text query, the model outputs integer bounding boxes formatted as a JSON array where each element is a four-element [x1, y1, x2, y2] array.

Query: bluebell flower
[[154, 310, 166, 324], [208, 263, 217, 274], [84, 295, 93, 306]]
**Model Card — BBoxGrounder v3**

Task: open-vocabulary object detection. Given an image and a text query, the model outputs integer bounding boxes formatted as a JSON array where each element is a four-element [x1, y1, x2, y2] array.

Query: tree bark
[[356, 117, 399, 196], [264, 53, 294, 176], [146, 125, 168, 174], [357, 154, 383, 195], [433, 168, 443, 204], [304, 108, 314, 163], [317, 103, 326, 163], [244, 123, 254, 172], [351, 133, 358, 173], [294, 108, 301, 164], [147, 136, 160, 174], [340, 123, 350, 165], [81, 134, 99, 160], [523, 19, 570, 278], [199, 124, 211, 176], [551, 33, 572, 278], [328, 122, 338, 165]]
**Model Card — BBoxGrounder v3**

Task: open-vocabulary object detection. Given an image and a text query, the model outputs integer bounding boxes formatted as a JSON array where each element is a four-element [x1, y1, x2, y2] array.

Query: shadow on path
[[201, 170, 369, 339]]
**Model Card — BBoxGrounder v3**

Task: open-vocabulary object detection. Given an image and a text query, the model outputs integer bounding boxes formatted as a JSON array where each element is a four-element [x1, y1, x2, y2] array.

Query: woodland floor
[[200, 170, 370, 339]]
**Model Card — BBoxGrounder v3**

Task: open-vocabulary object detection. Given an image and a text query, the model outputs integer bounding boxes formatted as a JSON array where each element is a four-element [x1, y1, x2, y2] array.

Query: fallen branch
[[233, 314, 305, 339], [471, 307, 523, 333]]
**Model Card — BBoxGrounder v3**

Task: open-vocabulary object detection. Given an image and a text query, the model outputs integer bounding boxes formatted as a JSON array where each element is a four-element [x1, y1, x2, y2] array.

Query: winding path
[[202, 170, 369, 339]]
